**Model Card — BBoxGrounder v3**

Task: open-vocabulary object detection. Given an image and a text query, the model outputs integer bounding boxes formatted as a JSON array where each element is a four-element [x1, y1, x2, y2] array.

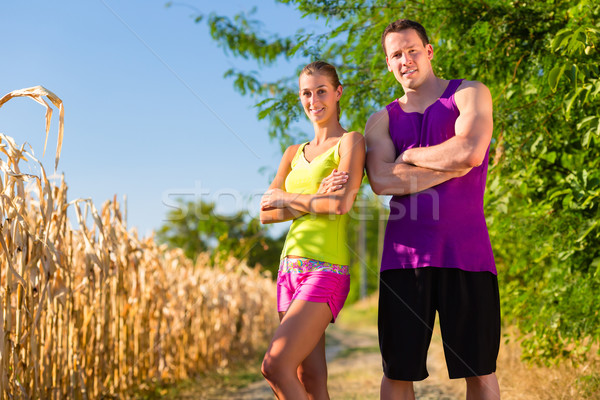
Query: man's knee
[[465, 373, 500, 399], [381, 376, 415, 400], [465, 373, 495, 386]]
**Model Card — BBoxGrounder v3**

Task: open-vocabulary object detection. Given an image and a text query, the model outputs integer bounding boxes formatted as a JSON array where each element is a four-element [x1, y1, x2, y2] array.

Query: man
[[365, 19, 501, 399]]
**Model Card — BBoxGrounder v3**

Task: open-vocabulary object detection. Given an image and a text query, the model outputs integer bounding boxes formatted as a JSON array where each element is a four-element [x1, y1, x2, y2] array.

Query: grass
[[334, 345, 381, 359], [154, 349, 268, 399], [336, 294, 378, 329]]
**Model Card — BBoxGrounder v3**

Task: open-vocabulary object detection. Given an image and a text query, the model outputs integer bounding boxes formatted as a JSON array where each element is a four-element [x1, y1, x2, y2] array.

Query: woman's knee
[[261, 354, 275, 380], [261, 353, 290, 382]]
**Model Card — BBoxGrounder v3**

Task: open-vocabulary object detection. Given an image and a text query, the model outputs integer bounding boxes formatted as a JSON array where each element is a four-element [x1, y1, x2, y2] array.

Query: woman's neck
[[311, 121, 345, 145]]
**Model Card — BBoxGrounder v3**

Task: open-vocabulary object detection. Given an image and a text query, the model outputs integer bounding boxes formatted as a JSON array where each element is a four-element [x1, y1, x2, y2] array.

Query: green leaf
[[540, 151, 557, 163], [530, 134, 544, 154], [586, 27, 600, 35], [558, 250, 575, 261], [576, 220, 599, 243], [551, 29, 572, 52], [548, 65, 565, 92], [565, 87, 584, 118], [576, 116, 597, 130], [548, 189, 571, 201], [592, 257, 600, 277], [582, 128, 592, 148], [566, 27, 587, 55], [569, 64, 579, 87]]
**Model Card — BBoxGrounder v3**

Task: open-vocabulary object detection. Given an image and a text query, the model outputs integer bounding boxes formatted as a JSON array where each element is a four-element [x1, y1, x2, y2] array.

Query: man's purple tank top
[[381, 79, 496, 274]]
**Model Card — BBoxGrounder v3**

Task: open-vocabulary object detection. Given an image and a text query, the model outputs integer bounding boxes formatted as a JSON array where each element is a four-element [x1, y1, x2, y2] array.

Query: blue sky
[[0, 1, 321, 237]]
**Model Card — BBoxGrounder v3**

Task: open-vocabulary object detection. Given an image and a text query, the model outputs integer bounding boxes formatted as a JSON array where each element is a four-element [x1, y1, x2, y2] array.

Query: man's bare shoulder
[[455, 80, 492, 108], [457, 79, 490, 94], [365, 108, 390, 138], [367, 107, 389, 120]]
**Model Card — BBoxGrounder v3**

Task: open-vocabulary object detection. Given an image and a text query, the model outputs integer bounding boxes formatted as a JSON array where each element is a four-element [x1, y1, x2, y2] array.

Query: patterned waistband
[[279, 257, 350, 275]]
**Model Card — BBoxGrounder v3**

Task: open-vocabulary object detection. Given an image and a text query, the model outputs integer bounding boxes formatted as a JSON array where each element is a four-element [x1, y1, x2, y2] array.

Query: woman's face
[[298, 72, 342, 124]]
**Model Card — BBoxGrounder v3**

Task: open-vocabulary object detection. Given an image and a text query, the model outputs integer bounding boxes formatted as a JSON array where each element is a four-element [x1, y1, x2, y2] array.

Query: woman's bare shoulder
[[341, 130, 365, 146]]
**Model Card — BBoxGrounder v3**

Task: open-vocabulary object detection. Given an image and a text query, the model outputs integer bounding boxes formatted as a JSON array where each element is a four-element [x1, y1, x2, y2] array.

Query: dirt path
[[325, 322, 465, 400], [182, 298, 466, 400]]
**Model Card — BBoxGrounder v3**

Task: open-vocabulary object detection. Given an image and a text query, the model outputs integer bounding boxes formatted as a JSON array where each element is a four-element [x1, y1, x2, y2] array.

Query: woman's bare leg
[[262, 300, 332, 400], [297, 333, 329, 400]]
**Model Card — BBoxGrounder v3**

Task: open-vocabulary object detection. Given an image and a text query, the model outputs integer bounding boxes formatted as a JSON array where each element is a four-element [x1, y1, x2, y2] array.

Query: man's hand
[[395, 153, 472, 177]]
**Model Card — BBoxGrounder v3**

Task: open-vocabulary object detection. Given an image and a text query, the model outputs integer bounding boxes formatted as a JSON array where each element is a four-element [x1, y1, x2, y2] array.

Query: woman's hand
[[260, 188, 290, 210], [317, 169, 349, 194]]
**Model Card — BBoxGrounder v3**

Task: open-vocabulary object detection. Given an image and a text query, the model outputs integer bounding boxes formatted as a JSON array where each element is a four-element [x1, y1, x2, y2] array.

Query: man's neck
[[400, 75, 448, 113]]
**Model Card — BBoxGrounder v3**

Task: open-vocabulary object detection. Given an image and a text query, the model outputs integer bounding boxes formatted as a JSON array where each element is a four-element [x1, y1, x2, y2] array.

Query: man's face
[[384, 29, 434, 90]]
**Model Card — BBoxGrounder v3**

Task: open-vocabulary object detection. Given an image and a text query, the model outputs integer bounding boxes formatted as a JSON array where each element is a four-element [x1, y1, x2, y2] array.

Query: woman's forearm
[[260, 206, 307, 224], [284, 191, 357, 216]]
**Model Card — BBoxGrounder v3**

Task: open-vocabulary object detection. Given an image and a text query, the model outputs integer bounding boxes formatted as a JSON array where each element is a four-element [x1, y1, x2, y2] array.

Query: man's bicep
[[365, 110, 396, 168], [454, 82, 493, 150]]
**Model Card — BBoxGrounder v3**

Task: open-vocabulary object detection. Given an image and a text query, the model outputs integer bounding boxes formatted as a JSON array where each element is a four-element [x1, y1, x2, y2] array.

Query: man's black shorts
[[378, 267, 500, 381]]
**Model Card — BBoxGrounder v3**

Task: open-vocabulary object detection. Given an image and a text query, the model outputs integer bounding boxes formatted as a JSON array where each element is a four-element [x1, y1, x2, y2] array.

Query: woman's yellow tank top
[[280, 136, 350, 265]]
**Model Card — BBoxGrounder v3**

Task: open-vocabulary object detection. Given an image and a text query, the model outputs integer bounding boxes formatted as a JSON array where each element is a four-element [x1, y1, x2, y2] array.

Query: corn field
[[0, 87, 278, 398]]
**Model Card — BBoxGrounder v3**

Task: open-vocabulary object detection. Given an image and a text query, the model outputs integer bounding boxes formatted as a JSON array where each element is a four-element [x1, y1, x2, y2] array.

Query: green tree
[[192, 0, 600, 362], [157, 199, 285, 275]]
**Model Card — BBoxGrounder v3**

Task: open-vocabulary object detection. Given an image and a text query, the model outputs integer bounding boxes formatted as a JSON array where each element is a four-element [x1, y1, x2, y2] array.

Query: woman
[[259, 61, 365, 399]]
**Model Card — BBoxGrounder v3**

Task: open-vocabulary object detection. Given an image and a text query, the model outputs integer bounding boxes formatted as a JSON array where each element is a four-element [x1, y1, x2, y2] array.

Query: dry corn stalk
[[0, 86, 64, 170], [0, 88, 278, 399]]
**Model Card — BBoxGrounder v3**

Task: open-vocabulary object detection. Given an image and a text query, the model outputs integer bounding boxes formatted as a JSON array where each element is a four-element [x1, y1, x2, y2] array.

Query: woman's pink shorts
[[277, 257, 350, 322]]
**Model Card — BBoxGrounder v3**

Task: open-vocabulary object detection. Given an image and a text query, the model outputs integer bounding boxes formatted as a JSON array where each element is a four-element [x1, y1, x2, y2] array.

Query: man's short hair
[[381, 19, 429, 54]]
